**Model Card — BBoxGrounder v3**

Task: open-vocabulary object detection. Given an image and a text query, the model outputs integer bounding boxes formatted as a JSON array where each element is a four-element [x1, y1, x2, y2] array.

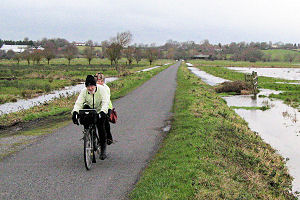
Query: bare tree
[[133, 47, 142, 64], [13, 53, 22, 64], [123, 46, 134, 65], [83, 46, 95, 65], [105, 43, 122, 66], [114, 31, 133, 47], [22, 50, 32, 65], [32, 49, 43, 64], [63, 43, 78, 65], [146, 47, 158, 65], [43, 41, 56, 64], [104, 31, 133, 72]]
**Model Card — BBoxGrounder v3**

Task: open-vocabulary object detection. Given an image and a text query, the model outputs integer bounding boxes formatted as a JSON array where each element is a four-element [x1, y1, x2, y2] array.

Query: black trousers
[[82, 105, 112, 145]]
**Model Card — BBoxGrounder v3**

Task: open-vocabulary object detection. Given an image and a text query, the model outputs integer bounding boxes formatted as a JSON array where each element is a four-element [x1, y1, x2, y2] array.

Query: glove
[[100, 111, 106, 119], [72, 111, 79, 125]]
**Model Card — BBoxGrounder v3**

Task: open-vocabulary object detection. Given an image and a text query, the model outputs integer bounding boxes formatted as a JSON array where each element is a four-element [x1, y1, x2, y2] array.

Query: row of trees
[[2, 36, 300, 64], [0, 32, 162, 68]]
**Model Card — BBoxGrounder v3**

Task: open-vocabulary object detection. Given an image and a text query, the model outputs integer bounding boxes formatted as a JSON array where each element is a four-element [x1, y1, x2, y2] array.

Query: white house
[[0, 44, 28, 53]]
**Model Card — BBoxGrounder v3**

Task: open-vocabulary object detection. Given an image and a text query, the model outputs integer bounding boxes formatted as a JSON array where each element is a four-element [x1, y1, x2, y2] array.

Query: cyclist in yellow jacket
[[72, 75, 109, 160]]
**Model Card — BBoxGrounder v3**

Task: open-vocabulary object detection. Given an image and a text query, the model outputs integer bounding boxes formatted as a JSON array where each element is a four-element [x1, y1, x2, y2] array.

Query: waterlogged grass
[[0, 58, 171, 104], [0, 65, 170, 128], [188, 59, 300, 68], [190, 62, 300, 108], [129, 65, 296, 199], [230, 106, 270, 111]]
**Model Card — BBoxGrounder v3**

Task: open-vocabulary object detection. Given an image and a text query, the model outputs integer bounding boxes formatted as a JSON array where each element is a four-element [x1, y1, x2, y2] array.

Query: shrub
[[215, 81, 252, 94]]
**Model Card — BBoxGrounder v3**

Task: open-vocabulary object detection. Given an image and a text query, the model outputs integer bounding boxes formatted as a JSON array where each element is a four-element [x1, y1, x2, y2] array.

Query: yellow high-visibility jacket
[[72, 85, 110, 114]]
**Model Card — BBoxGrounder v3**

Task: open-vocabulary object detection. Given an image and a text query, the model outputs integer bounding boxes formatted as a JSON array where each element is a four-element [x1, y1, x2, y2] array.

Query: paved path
[[0, 62, 180, 200]]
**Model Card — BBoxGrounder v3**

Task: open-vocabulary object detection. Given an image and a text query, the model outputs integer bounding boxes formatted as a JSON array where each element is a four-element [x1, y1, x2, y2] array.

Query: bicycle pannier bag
[[109, 108, 117, 124]]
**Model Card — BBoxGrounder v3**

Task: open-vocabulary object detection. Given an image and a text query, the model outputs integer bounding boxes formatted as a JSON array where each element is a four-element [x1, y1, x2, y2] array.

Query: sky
[[1, 0, 300, 45]]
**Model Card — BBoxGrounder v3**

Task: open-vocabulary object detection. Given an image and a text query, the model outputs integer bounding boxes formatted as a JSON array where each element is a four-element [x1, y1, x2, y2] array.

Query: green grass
[[262, 49, 300, 62], [189, 61, 300, 108], [0, 65, 170, 127], [187, 59, 300, 68], [129, 64, 296, 200], [230, 106, 270, 111], [0, 58, 172, 104]]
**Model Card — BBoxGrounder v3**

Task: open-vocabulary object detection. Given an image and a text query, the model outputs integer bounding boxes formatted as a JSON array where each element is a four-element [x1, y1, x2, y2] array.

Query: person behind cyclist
[[72, 75, 109, 160], [94, 72, 113, 145]]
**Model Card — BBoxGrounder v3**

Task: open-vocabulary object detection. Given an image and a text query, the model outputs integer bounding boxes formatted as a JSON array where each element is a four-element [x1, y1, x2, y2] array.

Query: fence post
[[244, 71, 258, 95]]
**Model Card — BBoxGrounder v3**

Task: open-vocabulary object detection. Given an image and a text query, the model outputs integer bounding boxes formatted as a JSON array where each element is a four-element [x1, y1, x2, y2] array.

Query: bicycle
[[78, 109, 101, 170]]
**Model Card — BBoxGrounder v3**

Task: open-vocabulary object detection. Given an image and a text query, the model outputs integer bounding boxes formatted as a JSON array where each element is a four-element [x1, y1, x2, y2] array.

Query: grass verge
[[129, 64, 296, 199]]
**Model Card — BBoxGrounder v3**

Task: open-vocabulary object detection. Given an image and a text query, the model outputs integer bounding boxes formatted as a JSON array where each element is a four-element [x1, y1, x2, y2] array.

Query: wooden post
[[244, 71, 258, 95]]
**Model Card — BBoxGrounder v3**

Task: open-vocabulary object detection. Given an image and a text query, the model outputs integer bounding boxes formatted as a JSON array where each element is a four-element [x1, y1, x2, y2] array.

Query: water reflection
[[224, 93, 300, 193], [228, 67, 300, 81], [188, 67, 229, 86], [0, 77, 118, 115], [188, 65, 300, 193], [137, 65, 161, 72]]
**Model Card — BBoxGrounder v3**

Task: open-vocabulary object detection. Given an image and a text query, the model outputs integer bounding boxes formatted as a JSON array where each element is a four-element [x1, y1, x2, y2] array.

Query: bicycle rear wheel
[[84, 130, 93, 170]]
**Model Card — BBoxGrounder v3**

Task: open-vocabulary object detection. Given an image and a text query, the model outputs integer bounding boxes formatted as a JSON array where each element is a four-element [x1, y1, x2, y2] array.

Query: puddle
[[227, 67, 300, 81], [275, 82, 300, 85], [188, 65, 300, 193], [188, 66, 229, 86], [162, 125, 171, 132], [223, 91, 300, 193], [137, 65, 162, 72], [0, 77, 118, 115]]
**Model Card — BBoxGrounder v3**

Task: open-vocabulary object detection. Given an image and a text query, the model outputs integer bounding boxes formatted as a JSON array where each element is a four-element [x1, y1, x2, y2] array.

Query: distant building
[[0, 45, 44, 53], [0, 44, 28, 53], [74, 42, 85, 46], [191, 54, 212, 60]]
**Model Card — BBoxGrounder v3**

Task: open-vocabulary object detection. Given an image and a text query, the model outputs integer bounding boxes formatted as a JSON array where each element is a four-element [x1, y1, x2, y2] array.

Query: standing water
[[188, 65, 300, 194], [227, 67, 300, 81], [0, 77, 118, 115]]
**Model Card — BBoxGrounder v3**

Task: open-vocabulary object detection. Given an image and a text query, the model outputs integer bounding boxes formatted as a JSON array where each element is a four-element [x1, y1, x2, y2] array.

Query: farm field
[[262, 49, 300, 61], [0, 63, 171, 128], [0, 58, 171, 104]]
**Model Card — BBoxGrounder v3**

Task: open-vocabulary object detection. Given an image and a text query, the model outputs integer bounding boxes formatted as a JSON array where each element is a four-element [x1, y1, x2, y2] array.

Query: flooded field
[[188, 66, 228, 86], [227, 67, 300, 81], [137, 65, 162, 72], [0, 77, 118, 115], [188, 65, 300, 193], [224, 92, 300, 193]]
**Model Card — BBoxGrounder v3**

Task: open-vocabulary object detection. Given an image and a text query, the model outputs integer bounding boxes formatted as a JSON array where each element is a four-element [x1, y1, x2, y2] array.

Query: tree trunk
[[68, 59, 71, 65], [47, 59, 50, 65]]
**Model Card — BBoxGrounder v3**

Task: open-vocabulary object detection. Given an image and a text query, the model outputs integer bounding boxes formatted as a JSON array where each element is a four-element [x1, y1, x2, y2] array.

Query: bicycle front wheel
[[84, 131, 93, 170]]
